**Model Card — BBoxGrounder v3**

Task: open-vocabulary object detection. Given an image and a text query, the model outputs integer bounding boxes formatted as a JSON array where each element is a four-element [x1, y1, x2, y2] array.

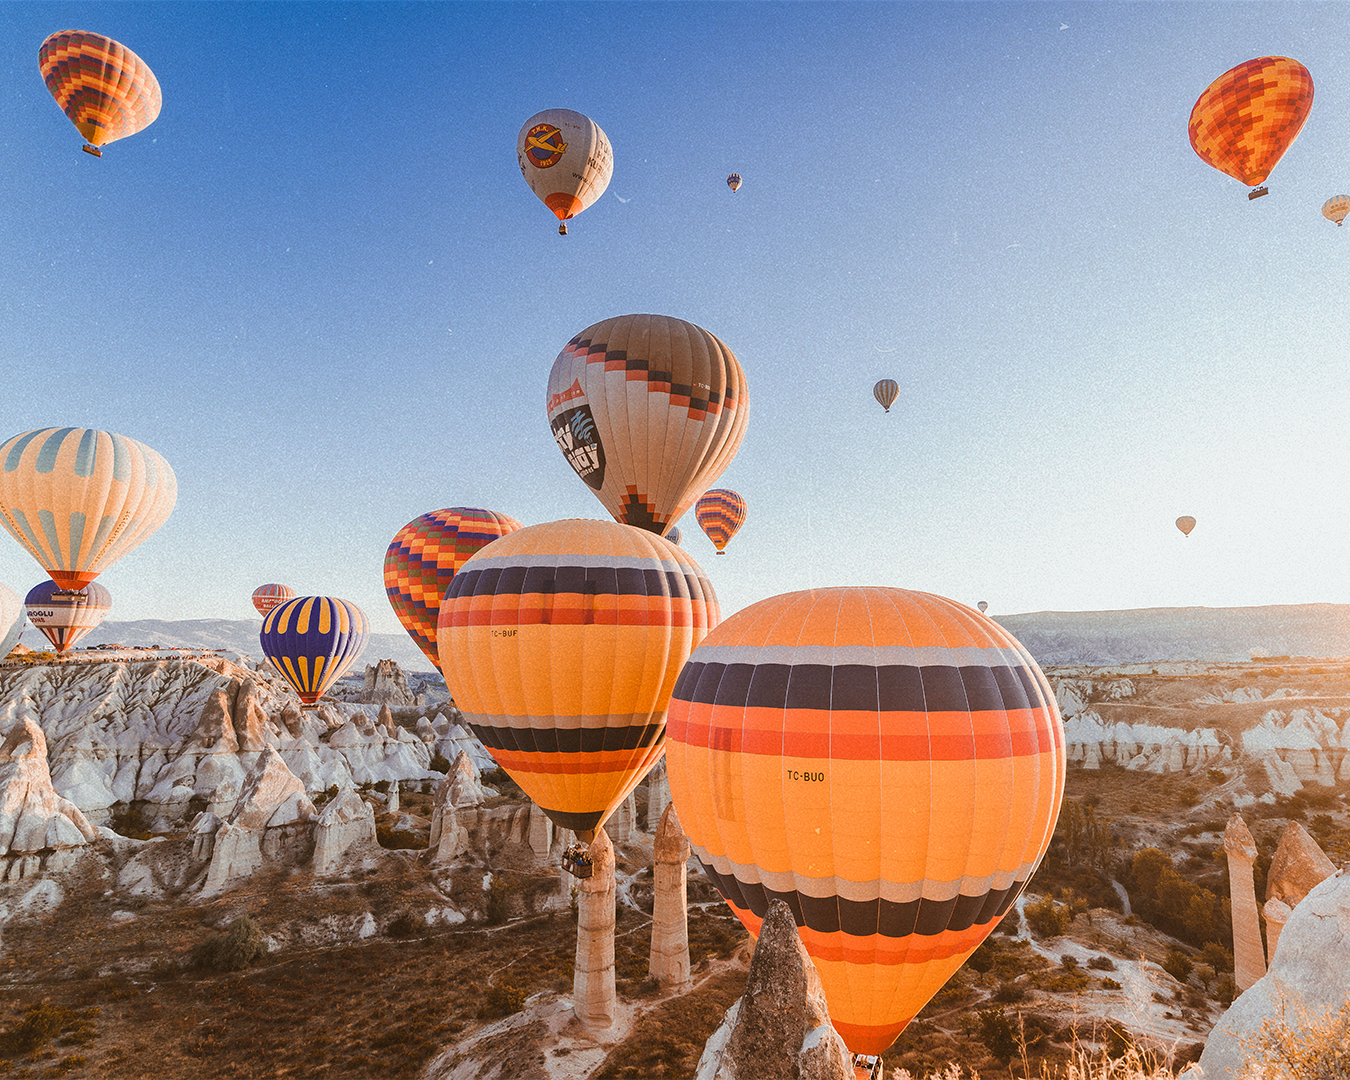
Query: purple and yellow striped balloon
[[694, 488, 746, 554], [260, 596, 368, 707]]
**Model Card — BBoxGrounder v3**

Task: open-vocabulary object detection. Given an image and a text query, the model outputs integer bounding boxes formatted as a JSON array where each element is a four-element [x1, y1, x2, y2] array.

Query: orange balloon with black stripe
[[664, 587, 1065, 1056], [1189, 57, 1312, 195], [437, 518, 719, 841]]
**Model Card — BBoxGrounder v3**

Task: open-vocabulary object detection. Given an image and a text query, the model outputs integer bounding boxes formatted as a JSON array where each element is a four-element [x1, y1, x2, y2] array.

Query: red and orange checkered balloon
[[39, 30, 161, 151], [384, 508, 522, 669], [1189, 56, 1313, 189]]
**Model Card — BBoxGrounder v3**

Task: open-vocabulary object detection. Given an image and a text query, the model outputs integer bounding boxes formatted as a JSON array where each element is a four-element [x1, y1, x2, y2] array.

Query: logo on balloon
[[525, 124, 567, 168], [550, 403, 606, 490]]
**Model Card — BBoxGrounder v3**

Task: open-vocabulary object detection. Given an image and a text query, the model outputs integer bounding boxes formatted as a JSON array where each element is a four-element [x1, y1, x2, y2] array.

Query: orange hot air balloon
[[665, 587, 1065, 1056], [546, 314, 749, 536], [252, 584, 295, 617], [436, 518, 719, 841], [873, 379, 899, 413], [38, 30, 162, 157], [695, 488, 746, 554], [384, 507, 523, 668], [1189, 57, 1313, 199], [1176, 515, 1196, 537]]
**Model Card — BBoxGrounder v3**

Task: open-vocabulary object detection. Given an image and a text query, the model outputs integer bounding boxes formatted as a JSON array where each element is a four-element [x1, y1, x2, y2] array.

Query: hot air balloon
[[873, 379, 899, 414], [24, 579, 111, 653], [436, 518, 719, 841], [1189, 57, 1313, 199], [384, 507, 523, 668], [1323, 196, 1350, 226], [252, 584, 295, 617], [260, 596, 369, 707], [665, 587, 1065, 1056], [0, 582, 25, 661], [517, 108, 613, 235], [727, 173, 742, 192], [695, 489, 746, 554], [0, 428, 177, 591], [665, 525, 682, 546], [546, 314, 749, 535], [38, 30, 162, 157], [1176, 516, 1196, 537], [977, 600, 988, 613]]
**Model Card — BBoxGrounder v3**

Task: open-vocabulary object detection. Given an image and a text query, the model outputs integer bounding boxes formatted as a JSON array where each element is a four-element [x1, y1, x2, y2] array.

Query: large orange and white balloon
[[0, 428, 177, 591], [437, 518, 719, 841], [517, 108, 613, 235], [665, 587, 1065, 1055], [547, 314, 749, 537]]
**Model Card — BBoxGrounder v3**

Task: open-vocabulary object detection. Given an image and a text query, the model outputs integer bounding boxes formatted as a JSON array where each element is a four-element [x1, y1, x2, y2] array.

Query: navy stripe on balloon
[[469, 720, 664, 755], [448, 564, 700, 601], [694, 859, 1027, 938], [674, 661, 1048, 714]]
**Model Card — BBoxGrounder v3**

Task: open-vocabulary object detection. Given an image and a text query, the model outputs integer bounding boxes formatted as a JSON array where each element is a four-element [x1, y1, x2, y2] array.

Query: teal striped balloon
[[0, 428, 176, 590]]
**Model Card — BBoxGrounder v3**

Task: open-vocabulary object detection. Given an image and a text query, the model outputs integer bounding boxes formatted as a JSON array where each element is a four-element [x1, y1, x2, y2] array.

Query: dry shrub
[[191, 912, 268, 972]]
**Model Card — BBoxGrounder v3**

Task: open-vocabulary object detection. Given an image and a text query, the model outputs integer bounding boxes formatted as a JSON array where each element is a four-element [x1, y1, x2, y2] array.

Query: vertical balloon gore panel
[[664, 586, 1065, 1057], [438, 518, 719, 837]]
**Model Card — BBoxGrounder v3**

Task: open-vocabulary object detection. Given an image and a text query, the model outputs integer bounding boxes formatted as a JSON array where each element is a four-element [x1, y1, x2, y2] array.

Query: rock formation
[[649, 803, 691, 988], [1196, 869, 1350, 1080], [361, 659, 414, 706], [647, 758, 671, 828], [1262, 897, 1292, 960], [0, 720, 97, 876], [312, 787, 377, 875], [446, 751, 484, 807], [1224, 814, 1266, 990], [1266, 821, 1336, 907], [696, 898, 853, 1080], [573, 828, 616, 1030], [428, 772, 470, 863]]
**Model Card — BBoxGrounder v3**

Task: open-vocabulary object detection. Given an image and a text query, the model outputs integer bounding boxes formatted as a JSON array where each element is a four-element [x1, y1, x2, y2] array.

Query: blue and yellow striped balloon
[[0, 428, 176, 591], [260, 596, 369, 707]]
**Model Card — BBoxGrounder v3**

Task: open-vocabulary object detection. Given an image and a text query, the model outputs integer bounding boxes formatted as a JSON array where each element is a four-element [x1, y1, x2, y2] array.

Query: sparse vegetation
[[1244, 997, 1350, 1080], [191, 912, 268, 972]]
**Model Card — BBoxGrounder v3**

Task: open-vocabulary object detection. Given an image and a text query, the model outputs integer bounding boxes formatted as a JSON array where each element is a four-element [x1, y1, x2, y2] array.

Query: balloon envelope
[[665, 587, 1065, 1055], [874, 379, 899, 413], [1323, 196, 1350, 226], [695, 489, 747, 554], [1176, 516, 1196, 537], [252, 584, 295, 617], [1, 582, 25, 660], [260, 596, 369, 707], [547, 314, 749, 535], [39, 30, 161, 151], [384, 507, 523, 668], [1189, 57, 1312, 190], [517, 109, 612, 230], [727, 173, 742, 192], [665, 525, 682, 547], [436, 518, 719, 840], [0, 428, 177, 591], [24, 579, 111, 653], [977, 600, 988, 613]]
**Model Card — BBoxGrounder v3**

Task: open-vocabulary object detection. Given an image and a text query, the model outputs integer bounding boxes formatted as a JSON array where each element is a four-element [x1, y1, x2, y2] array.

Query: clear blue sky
[[3, 2, 1350, 636]]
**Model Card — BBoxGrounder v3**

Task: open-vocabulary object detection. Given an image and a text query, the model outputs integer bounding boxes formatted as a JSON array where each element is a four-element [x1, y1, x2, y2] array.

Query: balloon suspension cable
[[81, 144, 102, 158], [1248, 186, 1269, 200]]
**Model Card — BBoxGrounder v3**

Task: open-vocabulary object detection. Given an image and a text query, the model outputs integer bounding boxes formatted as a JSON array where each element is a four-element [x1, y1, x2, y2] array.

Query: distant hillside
[[18, 604, 1350, 672], [18, 617, 434, 675], [995, 604, 1350, 665]]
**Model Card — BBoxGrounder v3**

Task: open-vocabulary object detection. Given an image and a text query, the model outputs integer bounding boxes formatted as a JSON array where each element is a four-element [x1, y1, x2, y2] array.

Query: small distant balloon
[[517, 108, 613, 235], [252, 584, 295, 617], [260, 596, 369, 707], [695, 489, 747, 554], [1176, 516, 1196, 537], [25, 579, 111, 653], [39, 30, 162, 157], [874, 379, 899, 413], [1323, 195, 1350, 226], [978, 600, 989, 613], [1189, 57, 1313, 199], [727, 173, 742, 192]]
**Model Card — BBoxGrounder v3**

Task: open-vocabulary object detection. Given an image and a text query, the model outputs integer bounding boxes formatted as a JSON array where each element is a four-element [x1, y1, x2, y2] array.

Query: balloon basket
[[562, 843, 593, 878], [852, 1053, 880, 1079], [558, 223, 568, 235], [1248, 186, 1268, 200], [81, 144, 102, 157]]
